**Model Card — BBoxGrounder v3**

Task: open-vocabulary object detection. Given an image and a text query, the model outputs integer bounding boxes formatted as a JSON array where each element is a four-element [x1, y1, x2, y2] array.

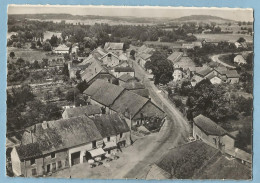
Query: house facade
[[112, 66, 135, 78], [193, 114, 235, 151]]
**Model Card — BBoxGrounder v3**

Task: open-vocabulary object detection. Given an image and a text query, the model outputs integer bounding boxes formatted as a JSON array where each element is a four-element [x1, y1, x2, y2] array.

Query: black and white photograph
[[6, 5, 253, 179]]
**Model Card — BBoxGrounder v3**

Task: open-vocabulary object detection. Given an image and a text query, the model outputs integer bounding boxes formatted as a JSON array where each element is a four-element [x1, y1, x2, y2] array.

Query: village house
[[92, 114, 131, 154], [167, 51, 183, 64], [80, 61, 116, 85], [173, 68, 183, 81], [110, 90, 165, 128], [48, 58, 65, 70], [234, 54, 247, 65], [121, 81, 150, 98], [83, 79, 125, 113], [235, 41, 242, 48], [68, 61, 89, 79], [119, 53, 128, 62], [11, 116, 105, 177], [138, 45, 155, 55], [62, 105, 102, 119], [137, 53, 152, 69], [99, 52, 122, 68], [112, 66, 135, 78], [193, 114, 235, 151], [224, 70, 240, 84], [146, 140, 251, 180], [104, 42, 124, 55], [208, 74, 222, 84], [53, 44, 70, 54], [193, 114, 251, 166], [118, 74, 137, 85]]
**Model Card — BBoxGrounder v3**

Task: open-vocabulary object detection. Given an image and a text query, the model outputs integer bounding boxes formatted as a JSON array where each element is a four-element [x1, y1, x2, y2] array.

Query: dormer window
[[108, 53, 112, 58]]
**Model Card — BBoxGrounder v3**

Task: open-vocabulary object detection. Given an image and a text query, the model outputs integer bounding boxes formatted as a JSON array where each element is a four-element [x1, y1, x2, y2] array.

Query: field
[[7, 46, 62, 63], [144, 41, 180, 47], [28, 18, 155, 26], [194, 33, 253, 43]]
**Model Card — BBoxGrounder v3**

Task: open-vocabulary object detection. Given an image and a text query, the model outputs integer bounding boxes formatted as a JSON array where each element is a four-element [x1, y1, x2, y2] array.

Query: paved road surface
[[122, 60, 190, 179]]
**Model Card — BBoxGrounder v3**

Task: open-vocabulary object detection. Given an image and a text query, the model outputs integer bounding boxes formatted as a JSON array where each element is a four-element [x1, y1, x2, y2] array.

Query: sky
[[8, 5, 254, 22]]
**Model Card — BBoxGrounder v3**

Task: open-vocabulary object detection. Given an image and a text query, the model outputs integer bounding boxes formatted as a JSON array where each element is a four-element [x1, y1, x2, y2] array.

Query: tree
[[49, 35, 58, 47], [31, 41, 36, 49], [42, 42, 52, 51], [112, 78, 119, 85], [66, 88, 80, 102], [237, 37, 246, 43], [76, 80, 89, 93], [9, 52, 15, 59], [44, 91, 52, 101], [32, 60, 40, 69], [37, 40, 42, 47], [130, 50, 136, 59], [16, 42, 22, 48]]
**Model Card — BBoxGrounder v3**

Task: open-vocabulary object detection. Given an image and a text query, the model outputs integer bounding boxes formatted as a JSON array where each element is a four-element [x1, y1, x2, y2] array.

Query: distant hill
[[172, 15, 234, 23]]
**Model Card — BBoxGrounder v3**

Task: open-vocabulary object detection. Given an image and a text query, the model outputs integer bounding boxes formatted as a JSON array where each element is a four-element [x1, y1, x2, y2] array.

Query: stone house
[[62, 105, 102, 119]]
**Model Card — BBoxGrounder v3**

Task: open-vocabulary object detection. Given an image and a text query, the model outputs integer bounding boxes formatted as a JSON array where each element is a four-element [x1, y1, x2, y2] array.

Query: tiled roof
[[93, 114, 130, 137], [78, 54, 99, 66], [104, 42, 124, 50], [54, 44, 70, 51], [121, 81, 145, 90], [139, 53, 152, 60], [91, 83, 125, 107], [193, 114, 228, 136], [111, 90, 149, 119], [20, 116, 102, 159], [63, 105, 101, 118], [118, 74, 136, 82], [225, 70, 239, 78], [167, 52, 183, 63], [155, 141, 219, 179], [175, 57, 195, 69], [16, 143, 42, 160], [114, 66, 134, 72], [108, 114, 130, 134], [83, 79, 108, 96], [92, 114, 118, 138], [81, 61, 108, 82], [131, 89, 150, 98], [196, 67, 213, 77]]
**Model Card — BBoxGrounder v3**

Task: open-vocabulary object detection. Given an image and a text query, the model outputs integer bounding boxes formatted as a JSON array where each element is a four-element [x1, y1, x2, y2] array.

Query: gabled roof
[[214, 66, 228, 75], [138, 45, 155, 54], [62, 105, 101, 118], [20, 116, 102, 159], [119, 54, 128, 61], [100, 52, 120, 60], [110, 90, 149, 119], [104, 42, 124, 50], [94, 114, 130, 136], [155, 141, 219, 179], [78, 54, 99, 66], [91, 83, 125, 107], [16, 143, 42, 160], [91, 47, 107, 59], [114, 66, 134, 72], [121, 81, 145, 90], [225, 70, 240, 78], [118, 74, 136, 82], [83, 79, 108, 96], [175, 57, 195, 69], [131, 89, 150, 98], [92, 114, 118, 138], [81, 61, 109, 82], [139, 53, 152, 60], [167, 52, 183, 63], [196, 67, 213, 77], [193, 114, 228, 136]]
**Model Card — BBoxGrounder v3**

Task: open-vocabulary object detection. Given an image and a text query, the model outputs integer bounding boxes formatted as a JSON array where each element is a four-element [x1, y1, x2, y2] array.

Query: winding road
[[210, 54, 236, 69], [122, 60, 190, 179]]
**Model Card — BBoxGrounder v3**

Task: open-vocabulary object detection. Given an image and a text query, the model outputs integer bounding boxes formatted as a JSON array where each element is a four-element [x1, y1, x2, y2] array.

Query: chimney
[[42, 121, 49, 130]]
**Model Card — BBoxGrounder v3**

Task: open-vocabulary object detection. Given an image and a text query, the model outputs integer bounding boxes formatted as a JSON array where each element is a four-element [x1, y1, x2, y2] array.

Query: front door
[[71, 152, 81, 166], [46, 164, 51, 173]]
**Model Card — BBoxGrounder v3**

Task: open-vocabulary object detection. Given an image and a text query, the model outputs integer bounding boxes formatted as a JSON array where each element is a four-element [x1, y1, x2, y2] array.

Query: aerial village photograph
[[6, 5, 253, 179]]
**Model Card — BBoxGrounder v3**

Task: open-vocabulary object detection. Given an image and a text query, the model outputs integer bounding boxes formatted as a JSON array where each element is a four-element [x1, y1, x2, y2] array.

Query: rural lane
[[210, 54, 236, 69], [121, 60, 190, 179]]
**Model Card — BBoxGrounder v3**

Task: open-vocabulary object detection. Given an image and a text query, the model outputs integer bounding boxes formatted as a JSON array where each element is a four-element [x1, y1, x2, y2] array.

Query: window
[[57, 161, 62, 169], [108, 53, 112, 58], [120, 133, 123, 138], [52, 163, 56, 171], [213, 138, 217, 145], [107, 136, 110, 142], [30, 159, 35, 165], [31, 168, 37, 176], [92, 141, 97, 149], [51, 153, 56, 159]]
